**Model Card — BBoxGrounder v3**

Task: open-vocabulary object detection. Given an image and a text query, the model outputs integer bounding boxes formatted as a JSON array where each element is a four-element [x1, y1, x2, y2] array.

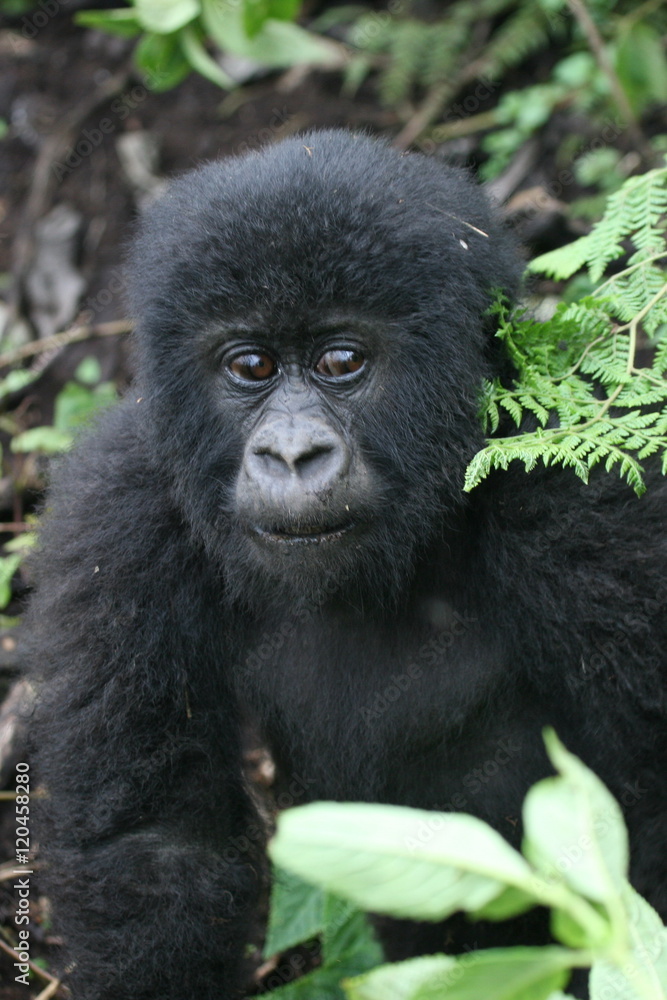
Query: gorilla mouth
[[251, 522, 356, 545]]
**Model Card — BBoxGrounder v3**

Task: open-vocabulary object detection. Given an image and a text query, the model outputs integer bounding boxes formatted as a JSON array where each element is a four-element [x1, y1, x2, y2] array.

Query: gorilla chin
[[238, 516, 376, 588]]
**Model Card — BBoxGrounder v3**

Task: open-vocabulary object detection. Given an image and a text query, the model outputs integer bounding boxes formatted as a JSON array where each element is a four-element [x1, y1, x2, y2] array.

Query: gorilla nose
[[247, 419, 349, 485]]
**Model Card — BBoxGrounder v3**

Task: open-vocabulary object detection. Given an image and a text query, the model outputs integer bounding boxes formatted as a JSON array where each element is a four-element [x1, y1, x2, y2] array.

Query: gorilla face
[[127, 131, 521, 599], [200, 309, 446, 599], [229, 327, 375, 545]]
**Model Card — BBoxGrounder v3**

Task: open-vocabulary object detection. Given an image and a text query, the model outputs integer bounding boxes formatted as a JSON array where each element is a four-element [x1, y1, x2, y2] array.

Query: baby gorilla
[[28, 130, 667, 1000]]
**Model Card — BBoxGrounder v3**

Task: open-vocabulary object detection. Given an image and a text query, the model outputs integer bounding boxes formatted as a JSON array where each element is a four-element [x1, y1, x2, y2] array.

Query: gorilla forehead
[[128, 130, 517, 330]]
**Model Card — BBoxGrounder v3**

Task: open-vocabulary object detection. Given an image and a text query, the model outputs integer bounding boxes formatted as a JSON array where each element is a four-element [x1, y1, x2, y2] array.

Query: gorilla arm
[[28, 400, 259, 1000]]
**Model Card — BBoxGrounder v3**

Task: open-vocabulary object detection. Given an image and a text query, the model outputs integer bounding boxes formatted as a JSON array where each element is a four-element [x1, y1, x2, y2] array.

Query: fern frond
[[381, 21, 431, 105], [527, 233, 596, 280], [530, 165, 667, 282], [479, 2, 554, 80], [469, 162, 667, 495]]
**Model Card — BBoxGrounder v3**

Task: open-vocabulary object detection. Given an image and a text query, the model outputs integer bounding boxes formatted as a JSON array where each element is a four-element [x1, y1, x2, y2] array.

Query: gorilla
[[28, 130, 666, 1000]]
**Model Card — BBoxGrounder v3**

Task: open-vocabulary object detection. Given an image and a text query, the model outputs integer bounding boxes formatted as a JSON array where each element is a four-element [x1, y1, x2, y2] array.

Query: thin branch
[[0, 937, 61, 994], [566, 0, 654, 163], [0, 318, 133, 371]]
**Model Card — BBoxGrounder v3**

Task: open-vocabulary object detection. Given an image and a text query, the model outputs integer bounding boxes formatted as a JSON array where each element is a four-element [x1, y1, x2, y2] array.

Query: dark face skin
[[179, 294, 487, 609], [202, 314, 394, 575]]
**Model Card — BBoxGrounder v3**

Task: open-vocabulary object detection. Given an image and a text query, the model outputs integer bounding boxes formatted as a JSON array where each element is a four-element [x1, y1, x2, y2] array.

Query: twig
[[0, 318, 133, 371], [394, 79, 458, 150], [0, 937, 61, 995], [0, 858, 40, 881], [566, 0, 654, 163], [428, 109, 499, 143], [35, 980, 62, 1000], [393, 21, 496, 149]]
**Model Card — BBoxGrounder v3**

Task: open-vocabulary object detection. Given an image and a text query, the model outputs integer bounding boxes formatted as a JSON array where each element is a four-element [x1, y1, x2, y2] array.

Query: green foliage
[[0, 367, 39, 403], [614, 20, 667, 116], [11, 357, 116, 456], [0, 552, 23, 609], [263, 870, 382, 998], [76, 0, 341, 91], [270, 732, 667, 1000], [0, 0, 34, 14], [0, 529, 36, 611], [347, 950, 576, 1000], [477, 0, 667, 179], [348, 0, 552, 108], [569, 148, 627, 221], [465, 163, 667, 496], [344, 0, 667, 153], [0, 358, 117, 610]]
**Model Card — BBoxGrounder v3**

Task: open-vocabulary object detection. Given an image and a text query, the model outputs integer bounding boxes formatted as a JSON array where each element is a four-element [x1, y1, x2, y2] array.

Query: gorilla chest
[[238, 601, 541, 808]]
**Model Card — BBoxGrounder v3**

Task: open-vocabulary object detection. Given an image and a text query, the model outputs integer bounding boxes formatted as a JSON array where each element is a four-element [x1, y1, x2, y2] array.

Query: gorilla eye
[[228, 353, 276, 382], [316, 349, 365, 379]]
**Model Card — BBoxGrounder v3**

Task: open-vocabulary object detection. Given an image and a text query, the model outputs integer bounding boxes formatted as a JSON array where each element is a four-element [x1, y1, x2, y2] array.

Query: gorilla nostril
[[294, 443, 335, 473], [253, 441, 341, 480], [249, 447, 289, 474]]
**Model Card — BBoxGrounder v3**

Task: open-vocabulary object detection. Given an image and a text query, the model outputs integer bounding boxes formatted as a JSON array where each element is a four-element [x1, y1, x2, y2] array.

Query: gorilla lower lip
[[254, 522, 355, 544]]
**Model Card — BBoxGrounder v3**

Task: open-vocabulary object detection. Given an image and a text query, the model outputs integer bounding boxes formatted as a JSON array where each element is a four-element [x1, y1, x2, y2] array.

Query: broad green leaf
[[11, 426, 72, 454], [346, 948, 575, 1000], [135, 31, 192, 90], [523, 731, 628, 907], [471, 884, 535, 921], [265, 869, 325, 957], [0, 554, 22, 609], [134, 0, 199, 33], [240, 0, 301, 38], [243, 0, 271, 38], [244, 19, 343, 67], [269, 0, 301, 21], [201, 0, 342, 67], [179, 25, 233, 88], [270, 802, 534, 921], [589, 887, 667, 1000], [74, 8, 142, 37], [344, 955, 457, 1000], [269, 904, 381, 1000], [322, 894, 382, 966], [551, 904, 606, 950], [269, 964, 356, 999], [614, 23, 667, 115], [54, 381, 116, 432]]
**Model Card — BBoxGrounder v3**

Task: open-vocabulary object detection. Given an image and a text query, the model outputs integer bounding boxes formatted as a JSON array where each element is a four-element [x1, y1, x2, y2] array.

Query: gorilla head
[[128, 131, 520, 601]]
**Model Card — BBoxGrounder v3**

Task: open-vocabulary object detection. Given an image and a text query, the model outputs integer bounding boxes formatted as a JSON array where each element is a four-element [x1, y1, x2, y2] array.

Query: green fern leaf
[[469, 162, 667, 495]]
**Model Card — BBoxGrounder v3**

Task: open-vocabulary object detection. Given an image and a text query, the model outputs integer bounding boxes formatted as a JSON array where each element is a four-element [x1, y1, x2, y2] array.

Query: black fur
[[28, 131, 666, 999]]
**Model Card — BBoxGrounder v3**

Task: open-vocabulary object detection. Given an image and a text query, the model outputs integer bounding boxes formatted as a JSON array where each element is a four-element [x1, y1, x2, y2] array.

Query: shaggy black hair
[[28, 131, 666, 1000]]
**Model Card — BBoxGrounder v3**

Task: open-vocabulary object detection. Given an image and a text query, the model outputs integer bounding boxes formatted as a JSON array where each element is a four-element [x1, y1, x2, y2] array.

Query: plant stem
[[566, 0, 654, 163]]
